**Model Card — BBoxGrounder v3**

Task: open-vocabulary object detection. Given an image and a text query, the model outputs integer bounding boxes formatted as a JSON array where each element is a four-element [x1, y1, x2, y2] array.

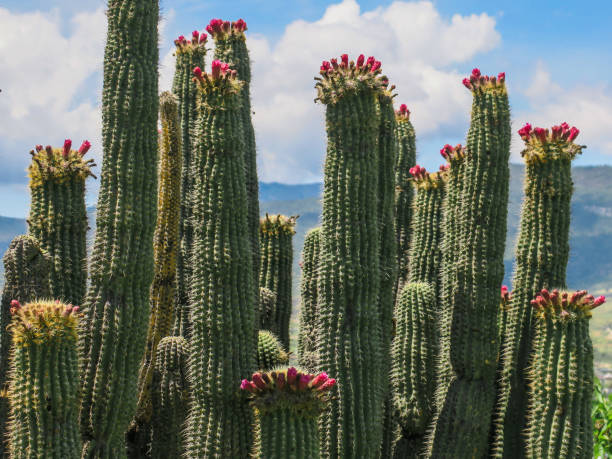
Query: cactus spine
[[27, 141, 94, 305], [172, 31, 207, 339], [208, 19, 261, 295], [241, 368, 336, 459], [297, 227, 320, 371], [78, 0, 159, 455], [315, 54, 385, 458], [128, 91, 182, 456], [258, 287, 277, 331], [259, 214, 297, 349], [0, 236, 50, 457], [150, 336, 189, 459], [524, 290, 604, 458], [393, 105, 417, 291], [390, 166, 447, 456], [492, 123, 583, 457], [257, 330, 289, 371], [428, 70, 510, 457], [185, 62, 255, 458], [7, 300, 81, 458]]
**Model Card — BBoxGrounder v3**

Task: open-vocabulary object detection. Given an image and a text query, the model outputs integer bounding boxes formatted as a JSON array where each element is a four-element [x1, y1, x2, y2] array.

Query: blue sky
[[1, 0, 611, 217]]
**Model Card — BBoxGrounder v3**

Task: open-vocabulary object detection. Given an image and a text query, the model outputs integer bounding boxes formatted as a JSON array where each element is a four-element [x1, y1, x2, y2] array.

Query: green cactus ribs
[[173, 29, 208, 339], [7, 300, 81, 458], [185, 60, 256, 458], [257, 330, 289, 371], [524, 289, 604, 459], [492, 122, 584, 457], [315, 53, 387, 458], [297, 227, 320, 371], [259, 213, 297, 349], [241, 367, 336, 459], [27, 140, 94, 306]]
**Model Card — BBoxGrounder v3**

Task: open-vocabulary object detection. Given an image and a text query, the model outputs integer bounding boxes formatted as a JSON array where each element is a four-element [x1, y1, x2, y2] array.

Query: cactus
[[27, 141, 94, 305], [257, 330, 289, 371], [389, 166, 447, 456], [390, 282, 437, 458], [492, 123, 584, 457], [0, 235, 50, 457], [208, 18, 260, 295], [315, 53, 386, 458], [394, 104, 417, 291], [524, 290, 604, 458], [259, 214, 297, 349], [258, 287, 277, 330], [428, 69, 511, 457], [127, 91, 182, 457], [78, 0, 159, 455], [7, 300, 81, 458], [240, 367, 336, 459], [172, 30, 207, 339], [297, 227, 320, 371], [185, 61, 256, 458], [150, 336, 190, 459]]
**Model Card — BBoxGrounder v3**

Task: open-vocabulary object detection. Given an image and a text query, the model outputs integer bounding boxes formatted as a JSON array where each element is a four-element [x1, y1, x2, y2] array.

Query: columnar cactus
[[173, 30, 207, 339], [297, 227, 320, 371], [315, 53, 386, 458], [524, 290, 604, 458], [240, 367, 336, 459], [258, 287, 277, 330], [27, 140, 94, 305], [390, 282, 436, 458], [150, 336, 190, 459], [185, 61, 256, 458], [7, 300, 81, 458], [259, 213, 297, 349], [78, 0, 159, 455], [389, 165, 447, 456], [208, 18, 260, 294], [257, 330, 289, 371], [393, 104, 417, 291], [0, 235, 50, 456], [492, 123, 583, 456], [428, 69, 511, 457], [128, 91, 183, 456]]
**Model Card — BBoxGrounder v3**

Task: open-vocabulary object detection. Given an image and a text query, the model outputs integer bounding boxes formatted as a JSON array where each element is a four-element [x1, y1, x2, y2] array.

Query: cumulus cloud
[[0, 7, 106, 183], [246, 0, 500, 182], [517, 62, 612, 160]]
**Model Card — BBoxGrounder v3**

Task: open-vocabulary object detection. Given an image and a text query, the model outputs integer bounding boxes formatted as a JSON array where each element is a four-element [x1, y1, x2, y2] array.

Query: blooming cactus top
[[28, 140, 96, 186], [240, 367, 337, 417], [192, 60, 243, 102], [206, 18, 247, 41], [315, 54, 388, 104], [518, 122, 584, 164], [500, 285, 512, 311], [259, 213, 298, 236], [530, 288, 605, 322], [409, 164, 448, 190], [395, 103, 411, 121], [462, 68, 506, 94], [440, 143, 468, 165], [8, 300, 80, 346], [174, 30, 207, 55]]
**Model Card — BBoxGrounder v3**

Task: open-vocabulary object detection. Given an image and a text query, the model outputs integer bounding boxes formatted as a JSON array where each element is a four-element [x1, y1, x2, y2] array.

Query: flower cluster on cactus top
[[395, 103, 410, 120], [501, 285, 512, 311], [315, 54, 388, 104], [530, 288, 605, 321], [174, 30, 207, 54], [259, 213, 298, 236], [206, 18, 247, 40], [241, 367, 336, 417], [462, 68, 506, 93], [518, 122, 584, 164], [440, 143, 468, 164], [409, 164, 448, 190], [192, 60, 242, 98], [8, 300, 80, 346], [27, 140, 96, 186]]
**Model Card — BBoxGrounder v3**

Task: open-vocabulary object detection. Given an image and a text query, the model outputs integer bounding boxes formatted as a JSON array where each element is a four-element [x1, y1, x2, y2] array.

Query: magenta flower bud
[[298, 374, 311, 390], [35, 144, 43, 152], [193, 67, 203, 78], [72, 306, 79, 314], [78, 140, 91, 156], [206, 24, 214, 35], [234, 19, 247, 32], [192, 30, 199, 39], [287, 367, 298, 385], [211, 60, 222, 78], [593, 296, 606, 307], [568, 126, 579, 142], [10, 300, 20, 309], [534, 127, 547, 142], [370, 60, 381, 72], [178, 35, 185, 42], [275, 372, 286, 389], [462, 78, 472, 89], [317, 378, 337, 391], [471, 68, 481, 78], [356, 54, 365, 68], [330, 58, 339, 70], [252, 373, 267, 390], [199, 33, 207, 43], [63, 139, 72, 158], [366, 56, 376, 67], [497, 72, 505, 82], [310, 372, 329, 389], [222, 20, 231, 33]]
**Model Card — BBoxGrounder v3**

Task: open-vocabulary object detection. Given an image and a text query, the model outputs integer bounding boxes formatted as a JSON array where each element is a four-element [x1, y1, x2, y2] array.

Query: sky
[[1, 0, 611, 217]]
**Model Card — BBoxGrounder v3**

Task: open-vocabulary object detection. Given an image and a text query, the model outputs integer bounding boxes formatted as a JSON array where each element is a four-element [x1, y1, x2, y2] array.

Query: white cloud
[[518, 63, 612, 159], [246, 0, 501, 183]]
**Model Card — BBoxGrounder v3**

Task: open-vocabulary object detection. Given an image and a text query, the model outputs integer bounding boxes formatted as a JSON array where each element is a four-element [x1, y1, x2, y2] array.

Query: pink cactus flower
[[356, 54, 365, 68], [366, 56, 376, 67], [317, 378, 337, 391], [298, 374, 312, 390], [252, 373, 267, 390], [471, 68, 481, 78], [341, 54, 349, 68], [568, 126, 579, 142], [593, 296, 606, 307], [462, 78, 472, 89], [287, 367, 298, 385], [497, 72, 505, 82], [199, 33, 207, 43], [211, 60, 223, 78], [234, 19, 247, 32], [35, 144, 43, 152], [193, 67, 203, 78], [310, 372, 329, 389], [62, 139, 72, 158], [78, 140, 91, 156], [275, 372, 286, 389]]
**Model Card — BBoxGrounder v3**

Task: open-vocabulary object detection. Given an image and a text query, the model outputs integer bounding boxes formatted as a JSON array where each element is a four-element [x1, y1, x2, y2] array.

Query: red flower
[[193, 67, 203, 78], [462, 78, 472, 89], [199, 33, 207, 43], [211, 60, 222, 78], [593, 296, 606, 307], [497, 72, 505, 82], [275, 372, 286, 389], [78, 140, 91, 156], [366, 56, 376, 68], [471, 68, 481, 78], [63, 139, 72, 158], [310, 372, 329, 389], [234, 19, 247, 32], [287, 367, 298, 385], [192, 30, 199, 41], [568, 126, 579, 142], [517, 123, 532, 140], [35, 144, 43, 152], [317, 378, 337, 391], [252, 373, 267, 390], [341, 54, 349, 68], [298, 374, 312, 390], [356, 54, 365, 68]]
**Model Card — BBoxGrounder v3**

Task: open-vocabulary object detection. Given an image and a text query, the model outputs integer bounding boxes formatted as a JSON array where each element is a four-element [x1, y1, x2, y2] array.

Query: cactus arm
[[297, 227, 320, 371]]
